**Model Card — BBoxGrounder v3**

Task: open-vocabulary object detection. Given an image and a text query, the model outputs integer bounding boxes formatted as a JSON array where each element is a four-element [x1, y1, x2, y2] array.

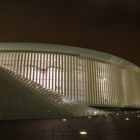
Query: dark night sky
[[0, 0, 140, 66]]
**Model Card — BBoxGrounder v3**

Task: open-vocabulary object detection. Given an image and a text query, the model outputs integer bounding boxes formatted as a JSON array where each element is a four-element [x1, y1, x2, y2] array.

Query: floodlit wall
[[0, 44, 140, 108]]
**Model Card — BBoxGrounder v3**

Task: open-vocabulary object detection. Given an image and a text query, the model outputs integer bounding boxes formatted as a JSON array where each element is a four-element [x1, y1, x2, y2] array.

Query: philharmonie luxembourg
[[0, 42, 140, 120]]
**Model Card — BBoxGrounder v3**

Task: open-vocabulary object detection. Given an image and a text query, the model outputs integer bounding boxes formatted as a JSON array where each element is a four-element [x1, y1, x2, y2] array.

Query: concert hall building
[[0, 43, 140, 119]]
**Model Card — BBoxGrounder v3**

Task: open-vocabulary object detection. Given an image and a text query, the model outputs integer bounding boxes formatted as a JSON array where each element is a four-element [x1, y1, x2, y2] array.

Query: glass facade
[[0, 43, 140, 109]]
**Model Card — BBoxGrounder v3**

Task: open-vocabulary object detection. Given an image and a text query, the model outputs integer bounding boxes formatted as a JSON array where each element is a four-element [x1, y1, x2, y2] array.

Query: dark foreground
[[0, 111, 140, 140]]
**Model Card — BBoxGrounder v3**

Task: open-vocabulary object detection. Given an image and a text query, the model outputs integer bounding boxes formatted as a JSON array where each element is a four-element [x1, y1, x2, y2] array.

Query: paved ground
[[0, 111, 140, 140]]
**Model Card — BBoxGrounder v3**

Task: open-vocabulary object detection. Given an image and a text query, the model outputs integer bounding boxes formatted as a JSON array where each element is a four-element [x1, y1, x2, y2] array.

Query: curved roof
[[0, 42, 139, 71]]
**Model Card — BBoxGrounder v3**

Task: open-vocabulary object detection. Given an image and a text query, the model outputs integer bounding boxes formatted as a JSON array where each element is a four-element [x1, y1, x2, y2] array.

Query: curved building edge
[[0, 42, 139, 71]]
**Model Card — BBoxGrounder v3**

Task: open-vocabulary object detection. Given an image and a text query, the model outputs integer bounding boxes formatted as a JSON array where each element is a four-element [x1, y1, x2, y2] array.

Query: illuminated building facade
[[0, 43, 140, 119]]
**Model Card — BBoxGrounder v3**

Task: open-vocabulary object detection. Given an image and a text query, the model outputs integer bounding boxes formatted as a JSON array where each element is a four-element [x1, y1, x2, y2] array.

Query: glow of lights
[[62, 118, 67, 122], [80, 130, 87, 135], [94, 111, 97, 115], [125, 118, 129, 121], [88, 116, 91, 119], [137, 115, 140, 118]]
